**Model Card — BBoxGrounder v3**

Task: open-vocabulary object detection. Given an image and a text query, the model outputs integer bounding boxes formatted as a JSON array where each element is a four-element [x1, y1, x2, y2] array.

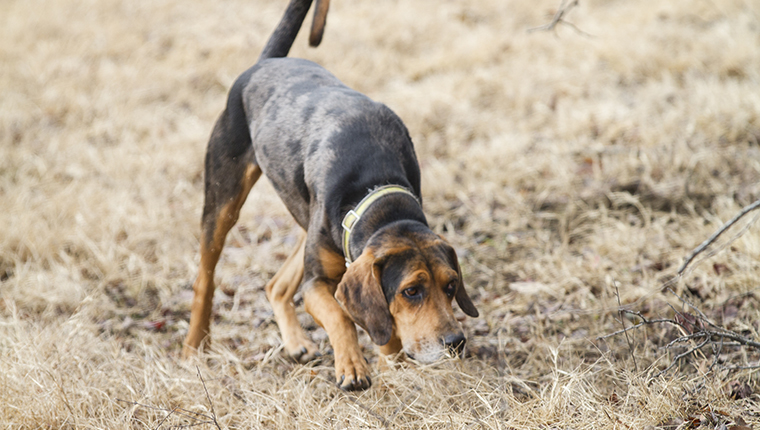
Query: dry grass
[[2, 0, 760, 427]]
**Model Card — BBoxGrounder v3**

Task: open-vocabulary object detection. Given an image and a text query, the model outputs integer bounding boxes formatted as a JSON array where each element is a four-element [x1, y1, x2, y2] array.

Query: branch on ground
[[114, 368, 222, 429], [599, 198, 760, 376]]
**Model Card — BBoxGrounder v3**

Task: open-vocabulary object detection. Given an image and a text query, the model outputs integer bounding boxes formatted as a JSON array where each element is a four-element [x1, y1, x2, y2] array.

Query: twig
[[708, 336, 724, 373], [115, 398, 213, 427], [197, 366, 222, 430], [600, 300, 760, 377], [723, 363, 760, 371], [168, 423, 217, 429], [387, 391, 420, 423], [654, 337, 711, 377], [677, 198, 760, 275], [344, 394, 390, 428], [528, 0, 577, 32], [600, 199, 760, 376], [667, 289, 760, 349], [663, 332, 709, 349], [527, 0, 592, 36], [615, 282, 638, 372], [666, 288, 717, 330], [153, 407, 177, 430], [596, 310, 676, 340], [678, 210, 760, 279]]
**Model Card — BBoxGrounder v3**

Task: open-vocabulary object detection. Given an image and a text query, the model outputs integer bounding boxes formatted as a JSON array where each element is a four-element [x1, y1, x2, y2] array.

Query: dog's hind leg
[[265, 232, 321, 363], [182, 108, 260, 358]]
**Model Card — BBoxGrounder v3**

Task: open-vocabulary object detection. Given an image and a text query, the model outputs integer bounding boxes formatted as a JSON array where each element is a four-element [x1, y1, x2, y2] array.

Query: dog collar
[[341, 185, 419, 267]]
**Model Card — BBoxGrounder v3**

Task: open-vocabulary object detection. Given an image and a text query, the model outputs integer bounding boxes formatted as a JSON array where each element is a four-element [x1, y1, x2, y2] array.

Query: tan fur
[[318, 246, 346, 280], [182, 164, 261, 357], [304, 280, 371, 389], [335, 232, 468, 364], [379, 238, 464, 362], [387, 264, 461, 361], [378, 330, 403, 356], [264, 232, 320, 362], [308, 0, 330, 47]]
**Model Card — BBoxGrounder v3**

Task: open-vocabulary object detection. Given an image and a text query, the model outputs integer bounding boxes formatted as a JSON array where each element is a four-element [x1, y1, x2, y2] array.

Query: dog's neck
[[343, 191, 427, 266]]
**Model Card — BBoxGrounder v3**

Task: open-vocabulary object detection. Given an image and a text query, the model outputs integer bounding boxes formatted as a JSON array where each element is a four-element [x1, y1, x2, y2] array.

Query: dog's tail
[[308, 0, 330, 47], [258, 0, 330, 62]]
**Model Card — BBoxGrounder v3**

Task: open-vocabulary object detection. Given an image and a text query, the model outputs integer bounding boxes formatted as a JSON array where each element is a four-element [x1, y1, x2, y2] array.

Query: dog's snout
[[443, 333, 466, 356]]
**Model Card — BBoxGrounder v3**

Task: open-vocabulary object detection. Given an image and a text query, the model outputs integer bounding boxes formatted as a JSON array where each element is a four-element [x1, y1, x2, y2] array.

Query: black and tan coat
[[182, 0, 479, 391]]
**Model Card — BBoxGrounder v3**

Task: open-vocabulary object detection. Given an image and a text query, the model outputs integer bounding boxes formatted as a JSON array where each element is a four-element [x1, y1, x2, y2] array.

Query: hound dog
[[182, 0, 479, 391]]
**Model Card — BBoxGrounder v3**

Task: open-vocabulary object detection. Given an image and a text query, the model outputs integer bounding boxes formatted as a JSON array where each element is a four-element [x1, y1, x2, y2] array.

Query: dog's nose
[[443, 333, 466, 357]]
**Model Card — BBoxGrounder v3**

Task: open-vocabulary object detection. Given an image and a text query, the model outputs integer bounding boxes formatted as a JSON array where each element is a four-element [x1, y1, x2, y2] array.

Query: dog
[[182, 0, 479, 391]]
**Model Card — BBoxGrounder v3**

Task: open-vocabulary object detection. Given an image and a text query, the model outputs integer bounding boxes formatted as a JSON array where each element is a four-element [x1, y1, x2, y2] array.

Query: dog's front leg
[[303, 279, 371, 391], [265, 232, 321, 363]]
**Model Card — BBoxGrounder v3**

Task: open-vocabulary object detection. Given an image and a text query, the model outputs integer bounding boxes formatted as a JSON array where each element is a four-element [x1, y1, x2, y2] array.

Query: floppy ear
[[454, 264, 479, 317], [441, 241, 479, 318], [335, 250, 393, 346]]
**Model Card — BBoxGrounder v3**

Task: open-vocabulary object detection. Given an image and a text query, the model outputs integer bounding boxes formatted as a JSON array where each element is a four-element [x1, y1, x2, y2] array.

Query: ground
[[2, 0, 760, 428]]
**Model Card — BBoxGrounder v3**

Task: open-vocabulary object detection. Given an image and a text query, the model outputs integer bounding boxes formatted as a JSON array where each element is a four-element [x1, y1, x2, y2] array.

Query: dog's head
[[335, 220, 478, 362]]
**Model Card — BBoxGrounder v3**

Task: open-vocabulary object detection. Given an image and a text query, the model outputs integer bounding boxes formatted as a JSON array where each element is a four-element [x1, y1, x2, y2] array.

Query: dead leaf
[[728, 380, 753, 400]]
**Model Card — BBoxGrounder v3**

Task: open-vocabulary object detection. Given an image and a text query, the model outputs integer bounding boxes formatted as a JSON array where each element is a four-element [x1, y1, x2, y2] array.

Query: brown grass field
[[2, 0, 760, 427]]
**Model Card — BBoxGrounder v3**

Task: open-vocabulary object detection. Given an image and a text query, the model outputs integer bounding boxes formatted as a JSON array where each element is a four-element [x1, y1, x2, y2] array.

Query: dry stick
[[662, 332, 710, 350], [169, 423, 218, 429], [197, 366, 223, 430], [654, 337, 712, 377], [599, 306, 760, 377], [606, 199, 760, 328], [528, 0, 578, 32], [613, 304, 713, 378], [345, 394, 390, 428], [153, 407, 178, 430], [597, 310, 674, 339], [114, 399, 213, 427], [677, 210, 760, 280], [724, 363, 760, 370], [708, 336, 725, 373], [615, 282, 638, 372], [666, 289, 717, 331], [527, 0, 592, 36], [599, 198, 760, 375], [666, 289, 760, 349], [387, 390, 420, 423], [677, 198, 760, 275]]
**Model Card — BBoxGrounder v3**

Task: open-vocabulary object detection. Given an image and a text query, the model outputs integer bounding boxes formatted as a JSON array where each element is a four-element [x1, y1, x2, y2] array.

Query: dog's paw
[[284, 337, 321, 364], [335, 349, 371, 391], [181, 344, 197, 360]]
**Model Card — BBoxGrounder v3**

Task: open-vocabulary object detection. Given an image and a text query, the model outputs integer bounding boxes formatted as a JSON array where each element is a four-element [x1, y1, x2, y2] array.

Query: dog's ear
[[440, 240, 479, 318], [335, 250, 393, 346]]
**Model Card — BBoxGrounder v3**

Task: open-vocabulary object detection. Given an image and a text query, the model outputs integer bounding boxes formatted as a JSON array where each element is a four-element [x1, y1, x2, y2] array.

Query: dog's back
[[237, 58, 421, 237], [205, 0, 419, 250]]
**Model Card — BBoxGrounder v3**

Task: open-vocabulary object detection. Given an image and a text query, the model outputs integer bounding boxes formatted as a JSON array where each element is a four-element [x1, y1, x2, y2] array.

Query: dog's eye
[[444, 282, 456, 298], [402, 286, 421, 299]]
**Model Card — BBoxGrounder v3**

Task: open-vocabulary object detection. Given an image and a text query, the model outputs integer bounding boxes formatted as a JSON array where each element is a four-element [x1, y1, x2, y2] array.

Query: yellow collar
[[341, 185, 419, 266]]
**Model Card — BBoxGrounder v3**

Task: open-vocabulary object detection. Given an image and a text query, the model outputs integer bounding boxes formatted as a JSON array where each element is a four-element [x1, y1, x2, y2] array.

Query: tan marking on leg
[[182, 164, 261, 358], [304, 282, 371, 390], [318, 246, 346, 280], [265, 232, 319, 362]]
